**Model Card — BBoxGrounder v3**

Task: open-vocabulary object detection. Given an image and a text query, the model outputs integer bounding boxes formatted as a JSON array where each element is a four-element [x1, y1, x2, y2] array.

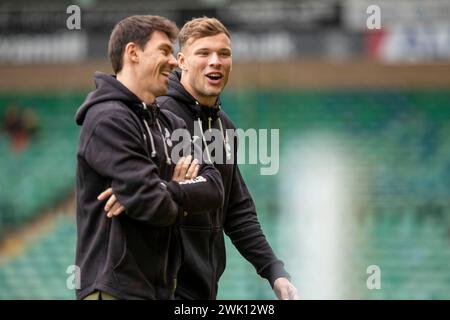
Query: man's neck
[[117, 71, 155, 105], [180, 77, 217, 107]]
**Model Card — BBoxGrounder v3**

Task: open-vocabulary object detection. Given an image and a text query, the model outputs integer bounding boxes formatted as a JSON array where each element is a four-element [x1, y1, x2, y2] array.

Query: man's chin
[[204, 87, 223, 97]]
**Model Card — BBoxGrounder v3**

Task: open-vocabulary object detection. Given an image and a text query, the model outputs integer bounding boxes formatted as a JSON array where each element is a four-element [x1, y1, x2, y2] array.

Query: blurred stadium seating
[[1, 0, 450, 300], [0, 214, 76, 299], [3, 90, 448, 299], [0, 95, 80, 232], [219, 90, 450, 299]]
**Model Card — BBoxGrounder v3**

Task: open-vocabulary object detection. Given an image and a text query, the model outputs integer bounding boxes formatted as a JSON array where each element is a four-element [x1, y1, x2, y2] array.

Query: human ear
[[124, 42, 139, 64], [177, 52, 187, 71]]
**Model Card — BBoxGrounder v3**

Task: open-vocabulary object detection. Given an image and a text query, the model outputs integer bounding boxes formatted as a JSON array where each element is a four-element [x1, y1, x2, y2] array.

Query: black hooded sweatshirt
[[75, 72, 224, 300], [157, 70, 289, 299]]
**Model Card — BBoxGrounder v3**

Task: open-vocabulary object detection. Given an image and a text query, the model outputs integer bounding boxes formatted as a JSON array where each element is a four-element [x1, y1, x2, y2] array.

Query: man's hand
[[172, 155, 199, 182], [273, 277, 299, 300], [97, 188, 126, 218], [97, 155, 200, 218]]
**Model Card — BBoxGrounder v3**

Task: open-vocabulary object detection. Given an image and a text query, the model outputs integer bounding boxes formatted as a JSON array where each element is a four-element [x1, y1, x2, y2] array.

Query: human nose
[[208, 52, 221, 67]]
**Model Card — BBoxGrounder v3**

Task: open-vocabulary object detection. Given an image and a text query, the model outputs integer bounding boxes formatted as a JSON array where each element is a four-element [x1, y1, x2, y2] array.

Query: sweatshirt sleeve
[[83, 114, 182, 227], [164, 119, 224, 216], [166, 165, 224, 217], [224, 151, 290, 288]]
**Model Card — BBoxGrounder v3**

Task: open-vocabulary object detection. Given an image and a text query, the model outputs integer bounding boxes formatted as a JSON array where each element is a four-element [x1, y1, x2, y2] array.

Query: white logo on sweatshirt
[[164, 128, 172, 147], [179, 176, 207, 185]]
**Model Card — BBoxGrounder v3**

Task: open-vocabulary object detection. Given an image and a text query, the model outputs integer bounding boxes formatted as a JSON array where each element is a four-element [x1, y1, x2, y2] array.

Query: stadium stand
[[0, 214, 76, 299], [219, 90, 450, 299], [0, 90, 449, 299], [0, 95, 81, 232]]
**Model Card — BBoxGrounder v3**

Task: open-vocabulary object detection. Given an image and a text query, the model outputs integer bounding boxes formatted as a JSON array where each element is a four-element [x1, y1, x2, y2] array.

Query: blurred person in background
[[2, 105, 39, 153], [99, 17, 299, 300], [75, 15, 223, 300]]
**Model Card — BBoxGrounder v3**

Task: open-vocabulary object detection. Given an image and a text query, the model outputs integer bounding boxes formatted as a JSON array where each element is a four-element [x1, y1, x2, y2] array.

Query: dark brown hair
[[108, 15, 179, 74], [178, 17, 230, 51]]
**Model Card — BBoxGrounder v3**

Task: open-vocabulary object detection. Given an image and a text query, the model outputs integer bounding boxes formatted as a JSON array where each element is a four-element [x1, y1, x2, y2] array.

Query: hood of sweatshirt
[[166, 69, 222, 125], [75, 71, 160, 126], [75, 71, 171, 163]]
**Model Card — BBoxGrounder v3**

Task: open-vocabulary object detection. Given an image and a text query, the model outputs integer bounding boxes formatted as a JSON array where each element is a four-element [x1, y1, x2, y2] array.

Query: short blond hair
[[178, 17, 230, 51]]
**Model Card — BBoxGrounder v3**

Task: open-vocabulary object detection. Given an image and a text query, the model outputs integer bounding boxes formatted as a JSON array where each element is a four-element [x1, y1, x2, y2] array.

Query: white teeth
[[207, 73, 222, 80]]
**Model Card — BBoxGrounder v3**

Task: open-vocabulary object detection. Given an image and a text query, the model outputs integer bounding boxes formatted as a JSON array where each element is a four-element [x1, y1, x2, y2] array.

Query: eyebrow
[[159, 43, 173, 53], [194, 48, 209, 52], [194, 47, 231, 53], [219, 48, 232, 54]]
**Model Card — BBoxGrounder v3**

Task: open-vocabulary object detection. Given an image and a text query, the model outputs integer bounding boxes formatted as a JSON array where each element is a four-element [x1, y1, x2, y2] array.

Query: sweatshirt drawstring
[[156, 119, 172, 165], [196, 117, 212, 164], [218, 117, 232, 161], [142, 103, 157, 158]]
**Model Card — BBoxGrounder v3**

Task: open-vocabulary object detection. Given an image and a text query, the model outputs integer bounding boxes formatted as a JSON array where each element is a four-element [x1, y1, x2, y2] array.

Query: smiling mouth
[[161, 71, 171, 77], [206, 73, 223, 80]]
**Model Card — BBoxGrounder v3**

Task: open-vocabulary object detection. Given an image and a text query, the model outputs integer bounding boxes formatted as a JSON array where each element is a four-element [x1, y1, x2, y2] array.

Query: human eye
[[159, 45, 173, 56], [196, 50, 209, 56], [219, 50, 231, 57]]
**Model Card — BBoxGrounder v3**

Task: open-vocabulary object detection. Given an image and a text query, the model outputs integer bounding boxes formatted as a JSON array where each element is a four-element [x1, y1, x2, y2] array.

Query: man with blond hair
[[160, 17, 299, 300]]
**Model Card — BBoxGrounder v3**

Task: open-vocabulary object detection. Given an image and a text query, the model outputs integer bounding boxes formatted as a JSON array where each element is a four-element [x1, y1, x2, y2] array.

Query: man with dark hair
[[99, 17, 299, 300], [75, 15, 223, 300]]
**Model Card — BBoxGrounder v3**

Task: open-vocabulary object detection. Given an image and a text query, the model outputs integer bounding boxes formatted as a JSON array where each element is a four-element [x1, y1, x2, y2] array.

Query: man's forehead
[[185, 33, 231, 49], [147, 30, 174, 46]]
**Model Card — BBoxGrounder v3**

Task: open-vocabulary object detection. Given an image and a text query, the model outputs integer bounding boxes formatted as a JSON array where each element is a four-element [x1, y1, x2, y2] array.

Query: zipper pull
[[208, 117, 212, 131]]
